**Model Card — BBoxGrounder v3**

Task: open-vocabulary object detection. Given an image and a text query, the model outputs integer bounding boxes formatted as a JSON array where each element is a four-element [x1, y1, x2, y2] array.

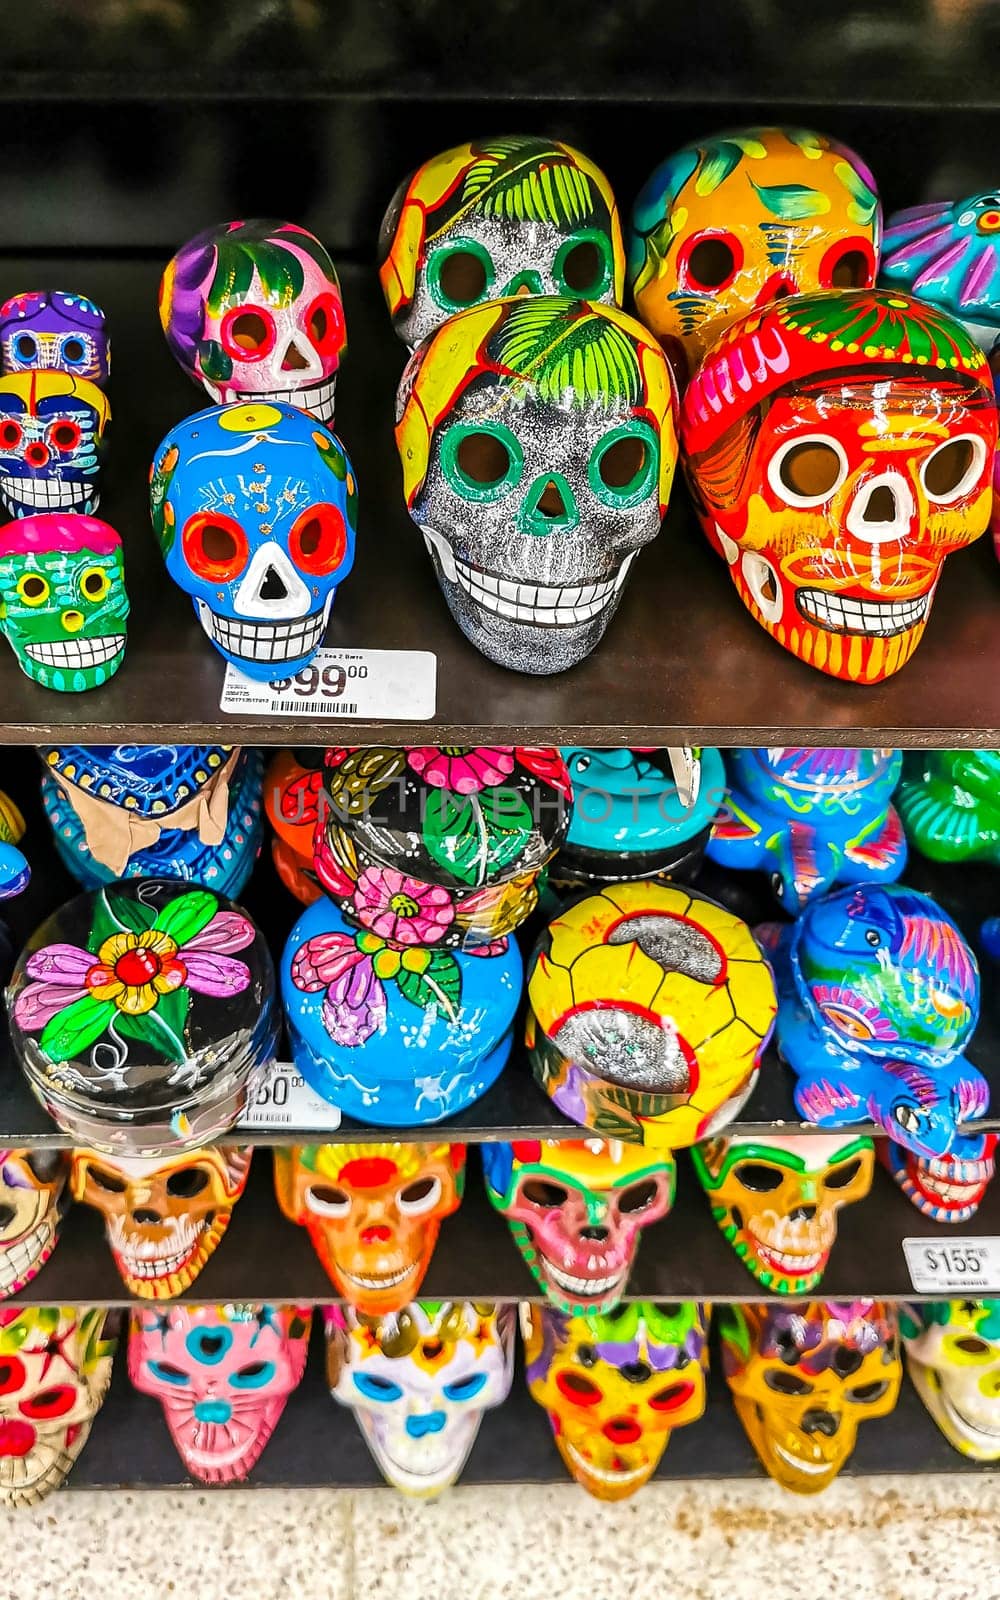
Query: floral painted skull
[[881, 1131, 996, 1223], [273, 1141, 466, 1313], [379, 135, 625, 350], [396, 295, 677, 674], [0, 1306, 115, 1507], [0, 371, 109, 518], [629, 126, 880, 378], [149, 401, 357, 680], [159, 220, 346, 422], [481, 1139, 675, 1311], [881, 194, 1000, 351], [681, 289, 996, 683], [523, 1301, 707, 1500], [70, 1147, 252, 1298], [0, 1150, 69, 1299], [327, 1301, 515, 1496], [691, 1132, 874, 1294], [0, 291, 110, 387], [901, 1300, 1000, 1460], [0, 514, 128, 691], [129, 1303, 312, 1482]]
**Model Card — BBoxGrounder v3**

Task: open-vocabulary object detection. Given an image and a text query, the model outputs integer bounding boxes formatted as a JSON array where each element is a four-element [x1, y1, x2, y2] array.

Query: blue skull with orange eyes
[[0, 372, 109, 519]]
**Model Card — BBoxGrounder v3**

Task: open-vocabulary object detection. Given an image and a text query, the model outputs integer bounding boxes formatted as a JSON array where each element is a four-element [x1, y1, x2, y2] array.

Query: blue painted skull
[[0, 372, 109, 519]]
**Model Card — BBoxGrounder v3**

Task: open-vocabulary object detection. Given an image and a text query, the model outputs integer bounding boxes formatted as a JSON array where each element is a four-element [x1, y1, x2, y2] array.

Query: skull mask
[[901, 1300, 1000, 1460], [0, 1150, 69, 1299], [523, 1301, 707, 1500], [0, 291, 110, 387], [0, 1306, 115, 1507], [681, 289, 997, 683], [0, 371, 109, 518], [379, 135, 625, 350], [881, 1130, 996, 1223], [159, 220, 346, 423], [273, 1141, 466, 1313], [882, 193, 1000, 351], [396, 295, 677, 674], [0, 514, 128, 691], [70, 1147, 252, 1298], [482, 1138, 675, 1311], [128, 1303, 312, 1483], [150, 401, 357, 680]]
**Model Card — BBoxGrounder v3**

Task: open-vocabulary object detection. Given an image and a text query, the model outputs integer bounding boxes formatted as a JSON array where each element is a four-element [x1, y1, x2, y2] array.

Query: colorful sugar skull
[[707, 747, 906, 912], [523, 1301, 707, 1500], [265, 748, 324, 904], [880, 1131, 996, 1223], [767, 883, 987, 1159], [681, 290, 996, 683], [630, 127, 881, 378], [396, 296, 677, 674], [692, 1132, 874, 1294], [327, 1301, 514, 1496], [0, 1150, 69, 1299], [129, 1303, 311, 1483], [719, 1301, 900, 1493], [0, 291, 110, 387], [70, 1147, 251, 1297], [379, 135, 625, 350], [881, 195, 1000, 352], [150, 401, 357, 681], [527, 881, 777, 1149], [273, 1141, 466, 1312], [0, 371, 109, 518], [0, 1306, 115, 1507], [901, 1300, 1000, 1460], [159, 220, 346, 422], [482, 1139, 675, 1311], [0, 514, 128, 691], [896, 750, 1000, 864]]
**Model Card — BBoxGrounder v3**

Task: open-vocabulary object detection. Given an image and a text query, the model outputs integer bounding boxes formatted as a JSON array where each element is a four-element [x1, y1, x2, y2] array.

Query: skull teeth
[[198, 602, 327, 663], [795, 587, 930, 637], [339, 1264, 414, 1290], [564, 1443, 647, 1484], [0, 1216, 55, 1294], [439, 547, 635, 626], [224, 374, 338, 422], [753, 1241, 824, 1274], [24, 635, 124, 668], [542, 1257, 626, 1296], [773, 1443, 831, 1475], [1, 477, 92, 509], [921, 1154, 993, 1184]]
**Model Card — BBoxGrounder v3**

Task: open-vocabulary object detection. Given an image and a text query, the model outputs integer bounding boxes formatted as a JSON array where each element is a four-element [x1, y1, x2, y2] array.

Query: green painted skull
[[0, 513, 128, 691]]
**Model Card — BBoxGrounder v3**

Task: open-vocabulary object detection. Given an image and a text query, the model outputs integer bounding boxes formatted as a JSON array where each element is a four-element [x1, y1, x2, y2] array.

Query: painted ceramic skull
[[379, 135, 625, 350], [273, 1141, 466, 1313], [481, 1138, 675, 1311], [0, 1150, 68, 1299], [881, 1131, 996, 1223], [327, 1301, 515, 1496], [70, 1147, 252, 1298], [691, 1132, 874, 1294], [129, 1303, 312, 1482], [149, 401, 357, 680], [0, 1306, 115, 1507], [881, 194, 1000, 351], [629, 126, 881, 379], [523, 1301, 707, 1500], [396, 295, 677, 674], [901, 1300, 1000, 1460], [681, 289, 996, 683], [0, 371, 109, 518], [159, 220, 346, 422], [719, 1300, 901, 1493], [0, 514, 128, 691], [0, 291, 110, 387]]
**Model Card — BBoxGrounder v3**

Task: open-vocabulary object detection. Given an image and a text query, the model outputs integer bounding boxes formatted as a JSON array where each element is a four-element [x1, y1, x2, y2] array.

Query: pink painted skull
[[0, 1150, 68, 1299]]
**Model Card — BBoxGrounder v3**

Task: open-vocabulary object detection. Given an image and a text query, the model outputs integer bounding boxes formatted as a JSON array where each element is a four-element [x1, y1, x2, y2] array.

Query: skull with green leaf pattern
[[0, 513, 128, 691]]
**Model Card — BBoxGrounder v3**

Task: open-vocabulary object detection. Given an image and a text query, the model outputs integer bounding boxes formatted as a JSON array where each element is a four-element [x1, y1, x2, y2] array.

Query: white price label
[[238, 1062, 343, 1133], [903, 1236, 1000, 1293], [220, 647, 436, 720]]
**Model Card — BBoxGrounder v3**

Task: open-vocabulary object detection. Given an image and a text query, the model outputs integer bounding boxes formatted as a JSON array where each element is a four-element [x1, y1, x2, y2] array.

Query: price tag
[[903, 1236, 1000, 1293], [237, 1062, 343, 1133], [220, 647, 436, 720]]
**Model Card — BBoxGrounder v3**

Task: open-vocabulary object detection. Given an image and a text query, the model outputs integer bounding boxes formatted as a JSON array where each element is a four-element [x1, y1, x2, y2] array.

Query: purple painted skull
[[0, 372, 109, 518], [0, 292, 110, 387]]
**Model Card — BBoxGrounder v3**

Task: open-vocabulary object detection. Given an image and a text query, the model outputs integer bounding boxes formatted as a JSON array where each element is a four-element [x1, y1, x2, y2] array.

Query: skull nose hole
[[0, 1204, 15, 1229], [789, 1205, 817, 1222], [772, 282, 791, 300], [132, 1208, 162, 1225], [259, 566, 289, 602], [603, 1417, 642, 1444], [801, 1409, 841, 1437], [25, 443, 49, 467], [579, 1225, 609, 1242], [862, 485, 898, 523], [537, 479, 567, 517], [282, 340, 310, 372]]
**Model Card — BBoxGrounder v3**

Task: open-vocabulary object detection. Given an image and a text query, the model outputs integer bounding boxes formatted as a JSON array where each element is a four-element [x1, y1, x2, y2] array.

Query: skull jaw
[[194, 594, 333, 683], [715, 1213, 829, 1295], [0, 474, 98, 519], [0, 1212, 59, 1299], [109, 1213, 228, 1300], [555, 1427, 664, 1502], [883, 1140, 994, 1223], [320, 1248, 428, 1317], [164, 1402, 283, 1484], [511, 1219, 633, 1314], [203, 371, 338, 426], [0, 1425, 93, 1507], [910, 1364, 1000, 1461], [9, 630, 126, 693], [357, 1409, 482, 1497], [738, 1402, 849, 1494]]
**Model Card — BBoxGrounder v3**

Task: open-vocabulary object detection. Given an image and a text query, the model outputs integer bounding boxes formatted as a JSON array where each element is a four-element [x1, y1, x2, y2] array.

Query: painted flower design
[[291, 921, 462, 1048], [408, 746, 515, 794], [323, 747, 407, 817], [352, 865, 455, 946], [516, 747, 572, 799]]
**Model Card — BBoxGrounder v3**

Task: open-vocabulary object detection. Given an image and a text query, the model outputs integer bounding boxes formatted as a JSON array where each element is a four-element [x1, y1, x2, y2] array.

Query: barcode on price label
[[902, 1236, 1000, 1293], [220, 647, 436, 720], [237, 1062, 343, 1132]]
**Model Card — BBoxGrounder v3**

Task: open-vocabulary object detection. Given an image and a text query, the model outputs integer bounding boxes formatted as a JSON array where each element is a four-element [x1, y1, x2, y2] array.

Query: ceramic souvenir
[[129, 1303, 312, 1483], [527, 881, 777, 1149], [881, 195, 1000, 351], [0, 1306, 115, 1507], [41, 744, 263, 896], [0, 291, 110, 386], [0, 1150, 69, 1299], [707, 747, 906, 912], [766, 883, 987, 1159], [282, 894, 521, 1126], [895, 750, 1000, 864], [0, 514, 128, 691], [523, 1301, 707, 1500], [880, 1130, 996, 1223], [8, 880, 277, 1154], [629, 127, 881, 379], [264, 748, 324, 904], [901, 1300, 1000, 1460], [379, 135, 625, 350], [315, 745, 572, 947], [0, 371, 109, 518], [692, 1131, 874, 1294], [159, 220, 346, 421], [70, 1146, 252, 1298], [0, 789, 29, 904], [326, 1300, 515, 1497], [681, 289, 996, 684], [273, 1141, 466, 1313], [481, 1139, 675, 1312], [718, 1300, 901, 1494], [395, 295, 677, 674]]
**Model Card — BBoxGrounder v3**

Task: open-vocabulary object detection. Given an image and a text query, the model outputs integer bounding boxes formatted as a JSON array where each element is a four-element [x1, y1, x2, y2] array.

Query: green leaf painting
[[115, 1005, 186, 1062], [748, 179, 832, 220], [423, 788, 534, 886], [204, 222, 335, 316], [834, 159, 879, 226], [105, 892, 159, 939], [397, 951, 462, 1021], [491, 300, 642, 410], [694, 134, 767, 197], [40, 994, 115, 1061], [462, 138, 593, 227], [154, 888, 218, 946]]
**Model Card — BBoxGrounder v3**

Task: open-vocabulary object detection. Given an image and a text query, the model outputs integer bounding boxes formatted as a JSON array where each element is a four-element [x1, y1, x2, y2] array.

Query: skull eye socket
[[819, 238, 875, 289], [679, 232, 742, 292], [430, 243, 494, 310], [353, 1372, 403, 1403], [147, 1360, 189, 1386], [0, 1356, 26, 1395], [649, 1380, 695, 1411], [13, 334, 36, 361], [15, 573, 50, 607], [305, 1182, 352, 1218], [920, 434, 986, 503], [0, 420, 23, 451], [87, 1164, 127, 1194], [398, 1175, 443, 1216], [589, 425, 658, 507], [230, 1360, 276, 1389], [554, 234, 611, 298], [769, 435, 848, 506], [165, 1167, 209, 1199], [520, 1178, 570, 1209], [617, 1178, 662, 1215], [22, 1151, 64, 1184], [305, 293, 345, 357], [732, 1162, 785, 1193], [443, 423, 523, 503], [954, 1335, 991, 1356], [220, 306, 276, 360], [556, 1369, 602, 1405], [48, 420, 82, 453], [847, 1380, 890, 1403], [764, 1369, 814, 1396], [824, 1158, 864, 1190], [79, 566, 111, 603], [444, 1371, 489, 1403], [289, 503, 347, 577], [20, 1384, 76, 1419], [62, 338, 86, 363], [181, 512, 249, 582]]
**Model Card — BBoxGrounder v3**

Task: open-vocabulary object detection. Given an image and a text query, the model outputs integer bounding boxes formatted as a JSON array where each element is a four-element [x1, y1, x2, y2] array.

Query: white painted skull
[[903, 1300, 1000, 1460], [0, 1150, 68, 1299]]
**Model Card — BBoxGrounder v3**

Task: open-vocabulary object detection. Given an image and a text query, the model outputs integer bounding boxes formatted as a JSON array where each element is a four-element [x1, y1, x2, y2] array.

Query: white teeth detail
[[1, 477, 92, 508], [0, 1216, 55, 1293], [340, 1264, 414, 1290], [209, 374, 338, 421], [543, 1257, 625, 1296], [565, 1443, 647, 1484], [939, 1392, 1000, 1441], [24, 635, 124, 667], [754, 1242, 824, 1273], [773, 1443, 831, 1475], [921, 1156, 993, 1184], [796, 587, 930, 637], [428, 547, 636, 627], [197, 601, 328, 663]]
